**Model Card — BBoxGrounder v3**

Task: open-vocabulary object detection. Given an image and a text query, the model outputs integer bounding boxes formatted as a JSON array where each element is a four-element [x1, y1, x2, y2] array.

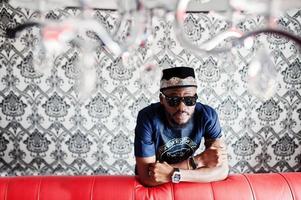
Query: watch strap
[[171, 168, 181, 183]]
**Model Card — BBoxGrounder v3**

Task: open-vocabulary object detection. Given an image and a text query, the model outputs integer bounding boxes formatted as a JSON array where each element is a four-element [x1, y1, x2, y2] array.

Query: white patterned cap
[[160, 67, 197, 91]]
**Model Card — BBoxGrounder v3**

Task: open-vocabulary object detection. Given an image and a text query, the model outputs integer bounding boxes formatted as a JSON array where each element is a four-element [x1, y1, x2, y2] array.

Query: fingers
[[209, 145, 227, 153], [201, 147, 228, 167], [148, 166, 160, 181], [209, 140, 228, 152], [147, 163, 161, 178], [216, 150, 228, 166], [147, 162, 173, 183], [212, 143, 226, 149], [148, 166, 156, 180], [216, 147, 228, 163], [217, 154, 228, 166]]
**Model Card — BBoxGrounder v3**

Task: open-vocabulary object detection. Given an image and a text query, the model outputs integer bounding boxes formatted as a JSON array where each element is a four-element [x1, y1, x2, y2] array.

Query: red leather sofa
[[0, 172, 300, 200]]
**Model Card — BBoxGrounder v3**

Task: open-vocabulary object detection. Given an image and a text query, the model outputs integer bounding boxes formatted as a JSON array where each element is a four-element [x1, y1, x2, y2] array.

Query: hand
[[148, 161, 174, 183], [197, 145, 228, 168]]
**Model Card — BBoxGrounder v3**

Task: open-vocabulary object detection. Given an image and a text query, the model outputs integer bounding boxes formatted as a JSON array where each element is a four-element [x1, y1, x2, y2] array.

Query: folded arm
[[136, 138, 229, 186], [136, 156, 172, 187], [171, 138, 229, 182]]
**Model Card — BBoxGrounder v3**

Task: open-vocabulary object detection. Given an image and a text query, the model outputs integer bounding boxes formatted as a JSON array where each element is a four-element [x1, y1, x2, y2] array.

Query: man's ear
[[159, 93, 164, 104]]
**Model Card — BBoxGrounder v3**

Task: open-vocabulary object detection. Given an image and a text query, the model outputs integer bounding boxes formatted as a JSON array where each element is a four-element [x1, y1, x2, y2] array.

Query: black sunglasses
[[161, 92, 198, 107]]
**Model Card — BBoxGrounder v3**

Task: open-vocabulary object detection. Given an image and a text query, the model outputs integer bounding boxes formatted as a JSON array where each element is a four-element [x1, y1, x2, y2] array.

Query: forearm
[[171, 154, 206, 170], [142, 161, 229, 185], [180, 162, 229, 182]]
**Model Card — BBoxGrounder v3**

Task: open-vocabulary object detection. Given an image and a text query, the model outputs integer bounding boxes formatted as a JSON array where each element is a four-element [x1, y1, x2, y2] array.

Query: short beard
[[166, 111, 190, 128]]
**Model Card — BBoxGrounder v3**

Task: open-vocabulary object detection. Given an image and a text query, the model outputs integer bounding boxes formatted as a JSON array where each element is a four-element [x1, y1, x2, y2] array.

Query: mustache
[[172, 110, 189, 117]]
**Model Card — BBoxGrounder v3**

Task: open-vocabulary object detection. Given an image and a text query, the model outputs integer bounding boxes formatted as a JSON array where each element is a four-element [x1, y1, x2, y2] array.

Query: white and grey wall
[[0, 2, 300, 175]]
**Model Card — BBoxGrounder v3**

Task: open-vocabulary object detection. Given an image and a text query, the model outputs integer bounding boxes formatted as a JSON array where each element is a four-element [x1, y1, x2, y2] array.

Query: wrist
[[171, 168, 181, 183]]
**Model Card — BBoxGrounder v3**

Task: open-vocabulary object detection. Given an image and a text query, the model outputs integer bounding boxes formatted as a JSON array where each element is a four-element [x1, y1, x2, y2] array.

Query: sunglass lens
[[167, 96, 197, 107], [168, 97, 181, 107], [184, 97, 196, 106]]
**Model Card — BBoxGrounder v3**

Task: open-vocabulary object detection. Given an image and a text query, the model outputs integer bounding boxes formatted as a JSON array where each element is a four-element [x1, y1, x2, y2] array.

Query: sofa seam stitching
[[4, 179, 9, 200], [278, 172, 294, 200], [90, 176, 96, 200], [133, 177, 136, 200], [242, 174, 255, 200], [147, 184, 150, 200], [210, 181, 215, 200], [171, 183, 175, 200], [36, 177, 42, 200]]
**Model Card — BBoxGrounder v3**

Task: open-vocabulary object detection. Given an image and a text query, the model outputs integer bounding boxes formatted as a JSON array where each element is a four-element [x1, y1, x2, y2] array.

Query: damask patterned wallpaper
[[0, 1, 300, 175]]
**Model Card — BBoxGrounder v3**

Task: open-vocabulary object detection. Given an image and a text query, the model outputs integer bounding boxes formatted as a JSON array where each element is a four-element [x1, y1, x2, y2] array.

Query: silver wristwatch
[[171, 168, 181, 183]]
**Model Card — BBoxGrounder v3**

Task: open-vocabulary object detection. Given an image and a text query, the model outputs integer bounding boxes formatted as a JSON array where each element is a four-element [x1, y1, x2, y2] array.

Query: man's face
[[160, 87, 197, 126]]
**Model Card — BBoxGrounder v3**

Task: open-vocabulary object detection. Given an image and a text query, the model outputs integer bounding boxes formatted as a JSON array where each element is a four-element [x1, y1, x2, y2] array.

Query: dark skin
[[136, 87, 229, 187]]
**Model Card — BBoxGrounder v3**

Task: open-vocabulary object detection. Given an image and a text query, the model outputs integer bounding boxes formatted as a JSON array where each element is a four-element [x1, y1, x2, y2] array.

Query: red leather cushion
[[5, 176, 41, 200], [244, 173, 293, 200], [0, 178, 9, 200], [40, 176, 93, 200], [173, 181, 214, 200], [281, 172, 301, 200], [0, 173, 300, 200], [136, 182, 173, 200], [92, 176, 135, 200], [211, 174, 253, 200]]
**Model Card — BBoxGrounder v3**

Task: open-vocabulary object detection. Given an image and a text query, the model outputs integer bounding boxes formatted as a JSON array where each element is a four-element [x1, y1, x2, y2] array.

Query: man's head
[[159, 67, 198, 126]]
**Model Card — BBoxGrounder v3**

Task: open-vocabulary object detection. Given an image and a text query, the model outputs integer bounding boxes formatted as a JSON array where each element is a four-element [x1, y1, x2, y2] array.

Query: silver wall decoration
[[0, 1, 300, 175]]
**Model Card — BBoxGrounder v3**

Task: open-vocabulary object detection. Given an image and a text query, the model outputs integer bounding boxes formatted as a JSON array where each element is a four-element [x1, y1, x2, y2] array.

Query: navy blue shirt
[[134, 102, 222, 164]]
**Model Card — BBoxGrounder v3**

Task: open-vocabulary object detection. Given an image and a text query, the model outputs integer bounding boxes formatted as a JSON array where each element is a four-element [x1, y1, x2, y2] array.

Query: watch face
[[172, 170, 181, 183]]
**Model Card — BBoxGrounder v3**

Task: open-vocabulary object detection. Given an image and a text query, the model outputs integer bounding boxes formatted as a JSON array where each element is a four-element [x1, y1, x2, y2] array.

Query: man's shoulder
[[137, 103, 163, 126], [195, 102, 218, 118], [139, 102, 162, 116]]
